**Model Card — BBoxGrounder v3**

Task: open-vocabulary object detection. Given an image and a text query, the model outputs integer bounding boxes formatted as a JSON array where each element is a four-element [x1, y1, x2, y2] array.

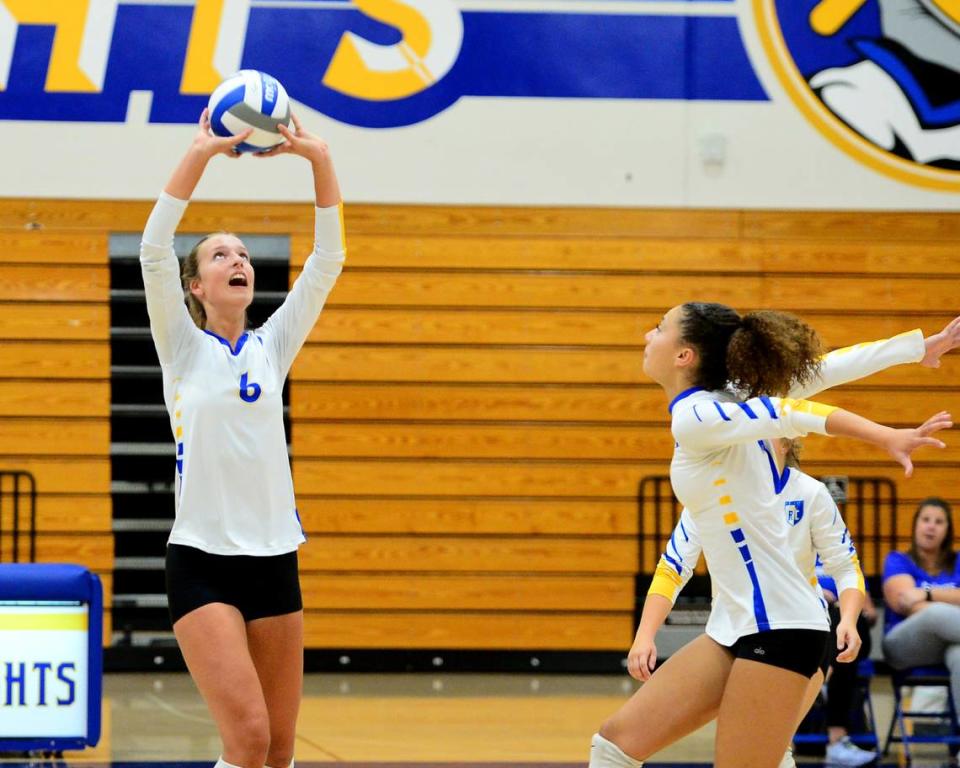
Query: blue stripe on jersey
[[664, 552, 683, 575], [758, 440, 791, 494], [779, 467, 791, 494], [693, 404, 703, 422], [680, 519, 689, 542], [668, 386, 705, 413], [668, 530, 683, 561], [713, 401, 731, 421], [730, 528, 771, 632], [731, 528, 745, 543], [842, 527, 856, 554], [737, 401, 758, 419], [746, 560, 771, 631], [204, 329, 250, 356], [758, 395, 778, 418], [294, 508, 307, 540]]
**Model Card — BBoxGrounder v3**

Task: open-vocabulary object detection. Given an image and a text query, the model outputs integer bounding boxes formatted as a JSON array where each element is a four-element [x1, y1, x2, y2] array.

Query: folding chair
[[793, 659, 879, 752], [883, 665, 960, 763]]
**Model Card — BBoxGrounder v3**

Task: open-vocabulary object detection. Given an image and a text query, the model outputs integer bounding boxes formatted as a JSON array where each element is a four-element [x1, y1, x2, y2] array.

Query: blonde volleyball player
[[140, 110, 344, 768], [589, 303, 951, 768]]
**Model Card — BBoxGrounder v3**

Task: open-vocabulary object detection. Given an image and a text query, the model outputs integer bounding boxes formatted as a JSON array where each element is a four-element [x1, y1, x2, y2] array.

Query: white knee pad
[[589, 733, 644, 768], [215, 758, 244, 768]]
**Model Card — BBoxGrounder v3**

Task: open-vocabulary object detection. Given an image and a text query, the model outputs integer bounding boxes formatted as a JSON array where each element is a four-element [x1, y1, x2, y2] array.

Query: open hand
[[922, 316, 960, 368], [254, 113, 331, 165], [885, 411, 951, 477], [192, 108, 252, 159]]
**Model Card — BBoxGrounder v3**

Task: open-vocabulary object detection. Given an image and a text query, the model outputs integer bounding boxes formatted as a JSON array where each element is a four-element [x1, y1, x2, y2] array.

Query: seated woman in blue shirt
[[883, 498, 960, 706]]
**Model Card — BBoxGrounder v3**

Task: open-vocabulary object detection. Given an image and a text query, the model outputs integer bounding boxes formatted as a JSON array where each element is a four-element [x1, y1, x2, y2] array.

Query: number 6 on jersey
[[239, 372, 261, 403]]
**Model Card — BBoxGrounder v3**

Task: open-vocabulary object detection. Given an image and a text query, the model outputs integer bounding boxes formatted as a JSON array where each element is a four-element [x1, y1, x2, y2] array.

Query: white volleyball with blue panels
[[208, 70, 291, 153]]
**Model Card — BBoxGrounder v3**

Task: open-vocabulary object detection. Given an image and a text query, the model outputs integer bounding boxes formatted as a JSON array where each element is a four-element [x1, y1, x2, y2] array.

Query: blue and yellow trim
[[719, 482, 770, 632], [649, 558, 684, 601], [0, 612, 87, 630]]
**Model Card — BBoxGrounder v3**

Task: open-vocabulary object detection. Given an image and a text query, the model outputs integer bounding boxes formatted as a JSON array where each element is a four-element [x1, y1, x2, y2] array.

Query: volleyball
[[207, 70, 291, 153]]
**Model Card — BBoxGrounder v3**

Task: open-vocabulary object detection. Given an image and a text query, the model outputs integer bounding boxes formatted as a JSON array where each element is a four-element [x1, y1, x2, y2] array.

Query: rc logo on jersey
[[785, 500, 804, 527], [752, 0, 960, 191]]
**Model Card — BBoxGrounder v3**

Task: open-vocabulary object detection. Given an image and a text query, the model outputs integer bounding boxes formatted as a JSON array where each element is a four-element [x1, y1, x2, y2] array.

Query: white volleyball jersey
[[140, 192, 345, 556], [651, 470, 865, 616], [668, 390, 837, 643], [654, 327, 923, 644], [781, 470, 865, 602]]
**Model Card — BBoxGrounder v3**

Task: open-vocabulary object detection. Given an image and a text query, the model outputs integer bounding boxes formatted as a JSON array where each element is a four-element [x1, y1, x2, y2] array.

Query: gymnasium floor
[[7, 672, 956, 767]]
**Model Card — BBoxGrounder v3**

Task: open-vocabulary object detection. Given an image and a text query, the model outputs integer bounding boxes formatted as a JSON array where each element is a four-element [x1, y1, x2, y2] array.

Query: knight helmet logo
[[753, 0, 960, 192]]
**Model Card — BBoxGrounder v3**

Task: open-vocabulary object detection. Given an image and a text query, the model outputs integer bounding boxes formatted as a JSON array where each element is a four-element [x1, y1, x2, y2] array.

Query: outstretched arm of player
[[789, 330, 924, 399], [140, 111, 251, 364], [825, 409, 951, 478], [789, 316, 960, 400], [164, 109, 251, 199], [257, 114, 346, 376], [674, 395, 950, 476], [257, 113, 341, 206]]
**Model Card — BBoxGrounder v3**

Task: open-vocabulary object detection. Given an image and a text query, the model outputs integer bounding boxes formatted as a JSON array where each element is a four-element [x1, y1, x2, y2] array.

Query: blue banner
[[0, 2, 767, 128]]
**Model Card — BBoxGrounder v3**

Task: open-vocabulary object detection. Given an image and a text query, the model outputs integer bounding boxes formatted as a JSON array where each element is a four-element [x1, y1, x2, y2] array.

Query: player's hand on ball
[[255, 113, 330, 165], [194, 108, 252, 159]]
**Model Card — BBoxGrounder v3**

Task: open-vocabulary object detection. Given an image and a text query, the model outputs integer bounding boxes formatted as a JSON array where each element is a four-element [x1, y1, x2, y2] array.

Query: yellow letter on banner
[[323, 0, 462, 101], [0, 0, 117, 91], [180, 0, 250, 94], [809, 0, 958, 38], [931, 0, 960, 25]]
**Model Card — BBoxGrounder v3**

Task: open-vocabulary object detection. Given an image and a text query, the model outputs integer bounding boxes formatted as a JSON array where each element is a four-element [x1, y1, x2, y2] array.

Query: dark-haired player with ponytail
[[588, 303, 952, 768]]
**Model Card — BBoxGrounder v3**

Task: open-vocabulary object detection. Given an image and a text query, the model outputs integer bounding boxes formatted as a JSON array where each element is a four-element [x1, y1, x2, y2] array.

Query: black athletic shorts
[[817, 631, 834, 677], [165, 543, 303, 625], [726, 628, 832, 678]]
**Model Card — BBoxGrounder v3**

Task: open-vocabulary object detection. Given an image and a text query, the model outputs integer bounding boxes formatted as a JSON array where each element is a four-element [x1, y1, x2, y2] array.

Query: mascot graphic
[[809, 0, 960, 170], [759, 0, 960, 183]]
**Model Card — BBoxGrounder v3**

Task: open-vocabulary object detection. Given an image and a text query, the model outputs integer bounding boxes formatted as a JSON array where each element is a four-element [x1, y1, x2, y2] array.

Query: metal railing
[[0, 470, 37, 563], [636, 474, 898, 615]]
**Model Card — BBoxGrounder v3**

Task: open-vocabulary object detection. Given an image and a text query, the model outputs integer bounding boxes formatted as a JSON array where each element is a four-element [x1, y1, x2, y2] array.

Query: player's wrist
[[187, 141, 217, 163]]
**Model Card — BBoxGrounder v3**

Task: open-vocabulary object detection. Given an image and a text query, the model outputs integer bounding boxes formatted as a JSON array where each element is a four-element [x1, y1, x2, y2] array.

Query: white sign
[[0, 605, 88, 738]]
